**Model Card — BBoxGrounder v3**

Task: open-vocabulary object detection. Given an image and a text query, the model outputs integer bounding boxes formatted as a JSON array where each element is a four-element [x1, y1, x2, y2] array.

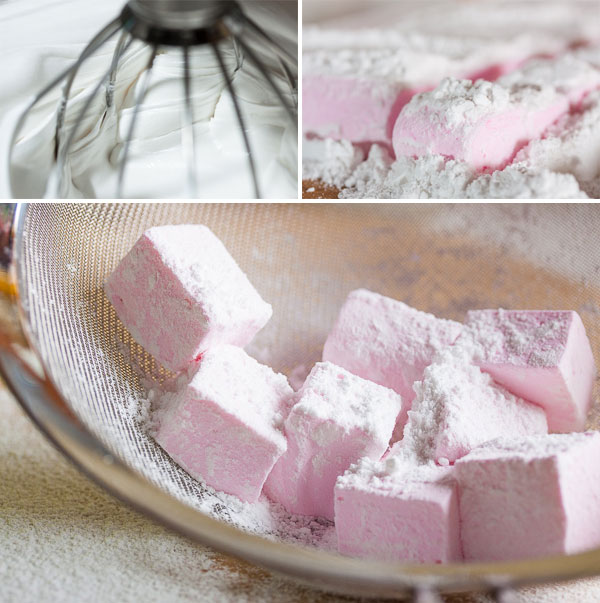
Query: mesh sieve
[[9, 202, 600, 596]]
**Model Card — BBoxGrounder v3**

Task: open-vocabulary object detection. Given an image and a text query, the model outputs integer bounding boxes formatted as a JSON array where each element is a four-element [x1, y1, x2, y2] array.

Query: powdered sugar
[[302, 137, 364, 188], [304, 1, 600, 87], [291, 361, 402, 439], [403, 359, 548, 463], [514, 89, 600, 193], [464, 309, 571, 368], [307, 140, 588, 198], [461, 431, 600, 462], [146, 225, 272, 332], [401, 78, 511, 129], [336, 450, 452, 497]]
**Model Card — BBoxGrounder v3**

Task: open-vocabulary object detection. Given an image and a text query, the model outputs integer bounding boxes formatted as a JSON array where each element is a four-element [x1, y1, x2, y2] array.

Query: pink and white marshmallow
[[456, 432, 600, 561], [404, 358, 548, 464], [105, 224, 272, 372], [393, 54, 600, 170], [154, 345, 292, 503], [464, 309, 596, 432], [334, 450, 462, 563], [263, 361, 402, 520], [322, 289, 462, 435]]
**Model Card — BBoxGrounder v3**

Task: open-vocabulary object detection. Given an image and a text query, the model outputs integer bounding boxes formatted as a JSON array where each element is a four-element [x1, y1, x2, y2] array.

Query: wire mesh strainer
[[2, 202, 600, 599]]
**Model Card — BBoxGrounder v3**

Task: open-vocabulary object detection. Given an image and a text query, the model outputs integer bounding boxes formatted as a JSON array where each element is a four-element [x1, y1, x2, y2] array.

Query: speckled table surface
[[2, 384, 600, 603]]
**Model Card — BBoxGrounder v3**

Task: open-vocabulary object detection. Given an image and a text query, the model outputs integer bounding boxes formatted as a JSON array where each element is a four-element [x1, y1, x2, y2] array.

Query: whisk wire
[[278, 57, 297, 108], [182, 44, 199, 198], [52, 37, 135, 197], [234, 36, 296, 125], [236, 12, 296, 72], [212, 41, 260, 199], [232, 37, 244, 73], [53, 18, 124, 160], [106, 30, 132, 109], [116, 45, 158, 198]]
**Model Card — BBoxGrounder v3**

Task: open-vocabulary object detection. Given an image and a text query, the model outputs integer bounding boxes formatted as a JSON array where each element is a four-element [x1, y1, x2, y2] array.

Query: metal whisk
[[8, 0, 297, 199]]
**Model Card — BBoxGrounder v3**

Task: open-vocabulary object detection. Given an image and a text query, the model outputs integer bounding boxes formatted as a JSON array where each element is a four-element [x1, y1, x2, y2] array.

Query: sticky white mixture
[[0, 0, 297, 199]]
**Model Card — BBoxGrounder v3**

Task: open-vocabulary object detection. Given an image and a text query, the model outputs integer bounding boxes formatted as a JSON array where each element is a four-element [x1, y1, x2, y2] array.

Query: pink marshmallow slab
[[456, 432, 600, 561], [404, 359, 548, 464], [154, 345, 292, 503], [303, 75, 417, 145], [322, 289, 462, 433], [393, 54, 600, 170], [465, 309, 596, 432], [263, 361, 402, 520], [105, 224, 272, 372], [334, 452, 461, 563], [393, 78, 567, 170]]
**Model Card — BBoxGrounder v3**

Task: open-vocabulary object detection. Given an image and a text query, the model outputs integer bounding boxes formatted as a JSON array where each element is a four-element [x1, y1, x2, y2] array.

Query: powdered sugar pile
[[401, 78, 511, 129], [306, 143, 587, 198], [403, 360, 547, 463], [336, 451, 451, 497]]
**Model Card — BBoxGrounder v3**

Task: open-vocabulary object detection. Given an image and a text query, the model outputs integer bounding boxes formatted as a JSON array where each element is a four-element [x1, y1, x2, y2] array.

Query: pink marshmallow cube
[[456, 432, 600, 561], [105, 224, 272, 372], [465, 309, 596, 432], [263, 361, 402, 520], [154, 345, 292, 503], [334, 452, 462, 563], [322, 289, 462, 433], [404, 359, 548, 464]]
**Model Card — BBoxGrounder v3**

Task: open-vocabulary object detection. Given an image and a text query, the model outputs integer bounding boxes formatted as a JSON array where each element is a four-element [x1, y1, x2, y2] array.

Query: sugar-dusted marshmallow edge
[[263, 361, 402, 520], [105, 224, 272, 372], [334, 450, 462, 563], [392, 54, 600, 170], [322, 289, 461, 437], [456, 432, 600, 561], [155, 345, 292, 503], [405, 358, 548, 464], [465, 309, 597, 432]]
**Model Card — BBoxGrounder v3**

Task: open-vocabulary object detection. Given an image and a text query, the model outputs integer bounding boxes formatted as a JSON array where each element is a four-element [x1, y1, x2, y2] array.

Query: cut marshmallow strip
[[464, 309, 596, 433], [105, 224, 272, 372], [263, 361, 402, 520], [335, 449, 462, 563], [303, 45, 526, 146], [456, 433, 600, 561], [392, 53, 600, 170], [155, 345, 292, 503]]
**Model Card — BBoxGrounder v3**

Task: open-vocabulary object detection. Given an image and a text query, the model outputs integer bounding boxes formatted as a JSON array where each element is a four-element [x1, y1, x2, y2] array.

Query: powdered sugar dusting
[[401, 78, 511, 128], [293, 361, 402, 440], [306, 140, 587, 199], [465, 309, 571, 368], [403, 359, 548, 463], [459, 431, 600, 463], [336, 446, 452, 497]]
